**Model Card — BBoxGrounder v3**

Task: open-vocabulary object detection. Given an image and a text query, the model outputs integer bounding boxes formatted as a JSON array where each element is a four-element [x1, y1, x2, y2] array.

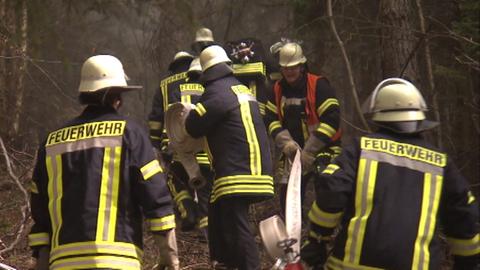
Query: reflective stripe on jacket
[[309, 131, 479, 269], [29, 106, 175, 269]]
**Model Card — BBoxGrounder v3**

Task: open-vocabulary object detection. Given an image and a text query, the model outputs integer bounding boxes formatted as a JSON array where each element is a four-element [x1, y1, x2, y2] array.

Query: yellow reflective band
[[446, 234, 480, 256], [361, 137, 446, 167], [140, 159, 163, 180], [322, 164, 340, 175], [181, 94, 192, 104], [161, 84, 168, 113], [47, 154, 63, 248], [195, 103, 207, 116], [268, 121, 282, 135], [160, 72, 187, 86], [467, 191, 476, 204], [149, 215, 176, 231], [96, 147, 111, 241], [49, 241, 143, 262], [174, 190, 192, 204], [316, 123, 336, 138], [150, 135, 162, 141], [266, 101, 277, 113], [180, 83, 204, 92], [412, 173, 443, 270], [198, 216, 208, 228], [317, 98, 339, 117], [210, 184, 274, 203], [50, 255, 141, 270], [196, 155, 211, 165], [30, 181, 39, 194], [344, 159, 378, 264], [258, 102, 266, 116], [232, 62, 266, 76], [46, 121, 126, 146], [326, 255, 384, 270], [107, 146, 121, 241], [28, 232, 50, 247], [235, 91, 261, 175], [213, 175, 273, 189], [308, 201, 343, 228], [148, 121, 162, 130], [249, 81, 257, 97]]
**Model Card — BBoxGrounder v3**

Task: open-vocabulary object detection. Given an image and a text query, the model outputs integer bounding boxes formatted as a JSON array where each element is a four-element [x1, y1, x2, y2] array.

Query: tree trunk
[[10, 0, 28, 137], [379, 0, 419, 82]]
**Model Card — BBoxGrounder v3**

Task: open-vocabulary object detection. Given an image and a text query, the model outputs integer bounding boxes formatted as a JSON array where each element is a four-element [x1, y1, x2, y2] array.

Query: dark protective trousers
[[208, 198, 260, 270]]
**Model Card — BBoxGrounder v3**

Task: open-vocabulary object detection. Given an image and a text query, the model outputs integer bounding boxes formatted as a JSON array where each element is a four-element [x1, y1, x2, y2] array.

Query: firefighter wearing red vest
[[29, 55, 178, 270], [264, 42, 342, 212], [302, 78, 479, 269]]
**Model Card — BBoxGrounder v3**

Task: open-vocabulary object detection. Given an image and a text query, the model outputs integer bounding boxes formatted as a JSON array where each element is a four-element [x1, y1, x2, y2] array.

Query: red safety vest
[[273, 73, 342, 141]]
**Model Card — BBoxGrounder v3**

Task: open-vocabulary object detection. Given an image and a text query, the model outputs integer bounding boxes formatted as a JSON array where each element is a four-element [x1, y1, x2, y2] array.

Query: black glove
[[179, 198, 199, 232], [301, 238, 327, 268]]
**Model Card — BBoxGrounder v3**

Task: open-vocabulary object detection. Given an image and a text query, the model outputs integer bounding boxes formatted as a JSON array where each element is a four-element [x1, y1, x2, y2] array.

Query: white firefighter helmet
[[188, 58, 202, 74], [194, 27, 214, 43], [259, 215, 289, 261], [279, 43, 307, 67], [172, 51, 194, 62], [368, 78, 427, 122], [199, 45, 232, 71], [78, 55, 141, 93]]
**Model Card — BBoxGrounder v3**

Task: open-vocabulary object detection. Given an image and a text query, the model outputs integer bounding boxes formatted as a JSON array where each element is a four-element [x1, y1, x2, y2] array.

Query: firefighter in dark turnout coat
[[185, 45, 274, 270], [303, 78, 479, 270], [149, 52, 212, 235], [29, 55, 178, 270], [264, 42, 342, 213]]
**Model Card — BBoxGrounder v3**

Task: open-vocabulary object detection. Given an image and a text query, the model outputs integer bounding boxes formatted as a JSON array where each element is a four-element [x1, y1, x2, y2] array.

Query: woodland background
[[0, 0, 478, 269]]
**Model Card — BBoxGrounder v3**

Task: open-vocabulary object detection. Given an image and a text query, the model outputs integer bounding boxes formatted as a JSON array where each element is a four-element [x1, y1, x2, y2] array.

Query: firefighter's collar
[[201, 63, 233, 83]]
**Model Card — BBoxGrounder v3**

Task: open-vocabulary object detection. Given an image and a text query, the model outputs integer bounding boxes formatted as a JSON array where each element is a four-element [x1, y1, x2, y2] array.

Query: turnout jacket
[[29, 106, 175, 270], [265, 73, 341, 149], [148, 71, 189, 149], [308, 130, 479, 269], [185, 64, 274, 203]]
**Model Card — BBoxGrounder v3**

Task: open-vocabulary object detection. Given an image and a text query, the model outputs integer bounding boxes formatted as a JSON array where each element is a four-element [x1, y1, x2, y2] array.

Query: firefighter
[[191, 27, 216, 55], [166, 57, 214, 239], [264, 42, 342, 213], [302, 78, 479, 269], [149, 51, 194, 154], [185, 45, 274, 270], [149, 52, 212, 238], [28, 55, 179, 270]]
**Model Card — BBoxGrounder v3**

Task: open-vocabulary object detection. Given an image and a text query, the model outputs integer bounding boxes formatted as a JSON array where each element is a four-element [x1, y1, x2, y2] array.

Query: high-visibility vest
[[273, 73, 342, 142]]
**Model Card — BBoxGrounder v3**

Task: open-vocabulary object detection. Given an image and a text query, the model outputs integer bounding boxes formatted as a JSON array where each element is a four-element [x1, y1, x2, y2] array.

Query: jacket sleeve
[[307, 139, 359, 239], [129, 124, 175, 232], [185, 86, 233, 138], [28, 146, 52, 257], [311, 78, 341, 145], [439, 159, 479, 267], [148, 85, 165, 149], [263, 82, 285, 140]]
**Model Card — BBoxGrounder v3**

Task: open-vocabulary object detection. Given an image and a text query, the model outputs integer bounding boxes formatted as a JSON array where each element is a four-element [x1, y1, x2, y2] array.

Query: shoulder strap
[[273, 81, 283, 121]]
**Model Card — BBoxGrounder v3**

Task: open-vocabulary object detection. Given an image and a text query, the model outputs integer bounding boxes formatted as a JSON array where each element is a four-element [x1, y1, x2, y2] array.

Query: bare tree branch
[[0, 136, 30, 255], [326, 0, 370, 132]]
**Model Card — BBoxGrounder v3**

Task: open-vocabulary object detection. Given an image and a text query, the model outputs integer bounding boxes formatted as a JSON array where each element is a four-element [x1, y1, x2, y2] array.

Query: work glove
[[301, 151, 316, 173], [154, 229, 180, 270], [35, 246, 50, 270], [179, 198, 200, 232], [302, 134, 326, 173], [301, 237, 327, 269], [275, 130, 300, 160]]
